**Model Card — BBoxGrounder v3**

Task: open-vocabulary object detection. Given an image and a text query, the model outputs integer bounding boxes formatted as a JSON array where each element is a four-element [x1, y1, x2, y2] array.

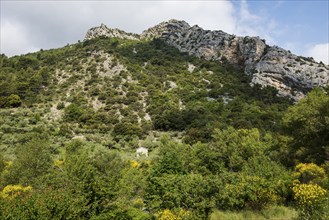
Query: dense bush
[[292, 183, 327, 219], [283, 88, 329, 164]]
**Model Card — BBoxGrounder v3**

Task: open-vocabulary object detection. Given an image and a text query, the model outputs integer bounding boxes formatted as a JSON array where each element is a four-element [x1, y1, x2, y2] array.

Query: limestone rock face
[[141, 20, 329, 100], [141, 20, 267, 68], [252, 46, 329, 99], [85, 23, 139, 40], [140, 19, 191, 39], [85, 20, 329, 100]]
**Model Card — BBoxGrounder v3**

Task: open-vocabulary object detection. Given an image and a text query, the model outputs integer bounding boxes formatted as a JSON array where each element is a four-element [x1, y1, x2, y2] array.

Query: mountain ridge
[[85, 19, 329, 100]]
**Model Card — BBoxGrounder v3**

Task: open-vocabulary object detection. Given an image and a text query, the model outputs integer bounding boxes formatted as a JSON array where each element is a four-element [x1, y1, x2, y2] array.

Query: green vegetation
[[0, 37, 328, 219], [211, 206, 298, 220]]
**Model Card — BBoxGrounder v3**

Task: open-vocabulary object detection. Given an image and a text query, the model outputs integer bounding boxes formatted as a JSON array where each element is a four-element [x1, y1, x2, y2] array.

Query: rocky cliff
[[85, 23, 139, 40], [85, 20, 329, 100]]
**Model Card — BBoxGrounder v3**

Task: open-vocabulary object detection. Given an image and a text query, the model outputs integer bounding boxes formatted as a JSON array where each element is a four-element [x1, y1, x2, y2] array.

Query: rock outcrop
[[252, 46, 328, 99], [85, 20, 329, 100], [140, 19, 191, 40], [85, 23, 139, 40]]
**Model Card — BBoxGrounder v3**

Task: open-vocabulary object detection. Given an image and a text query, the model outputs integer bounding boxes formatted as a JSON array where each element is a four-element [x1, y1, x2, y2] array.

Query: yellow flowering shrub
[[130, 160, 140, 168], [158, 209, 176, 220], [0, 184, 32, 199], [293, 183, 326, 206], [4, 161, 13, 168], [54, 159, 64, 168], [292, 183, 327, 219], [293, 163, 325, 184], [157, 208, 191, 220], [1, 161, 13, 176]]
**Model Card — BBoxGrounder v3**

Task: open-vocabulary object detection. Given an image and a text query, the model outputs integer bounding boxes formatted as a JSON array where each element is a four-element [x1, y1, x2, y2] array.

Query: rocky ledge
[[85, 20, 329, 100], [85, 23, 139, 40]]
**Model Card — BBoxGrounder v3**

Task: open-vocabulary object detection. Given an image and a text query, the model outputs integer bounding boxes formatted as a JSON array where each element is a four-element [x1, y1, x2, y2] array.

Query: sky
[[1, 0, 328, 64]]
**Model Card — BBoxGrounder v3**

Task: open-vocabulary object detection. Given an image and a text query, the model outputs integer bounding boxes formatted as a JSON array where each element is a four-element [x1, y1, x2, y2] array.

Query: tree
[[4, 138, 52, 185], [283, 88, 329, 164], [16, 56, 39, 69], [153, 109, 186, 131], [150, 139, 186, 176], [112, 122, 143, 139], [212, 127, 272, 172], [62, 140, 129, 218], [146, 173, 217, 218], [0, 187, 88, 219]]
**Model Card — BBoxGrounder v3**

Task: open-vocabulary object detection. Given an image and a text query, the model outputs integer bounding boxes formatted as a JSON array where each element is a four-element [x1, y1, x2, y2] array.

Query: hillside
[[87, 19, 329, 100], [0, 20, 328, 219]]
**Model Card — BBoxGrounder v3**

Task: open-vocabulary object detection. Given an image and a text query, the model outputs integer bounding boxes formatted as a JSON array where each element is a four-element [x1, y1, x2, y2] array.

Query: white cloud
[[1, 0, 325, 63], [307, 43, 329, 65], [1, 1, 237, 56], [0, 20, 39, 56], [102, 1, 237, 34], [233, 0, 280, 45], [240, 0, 261, 23]]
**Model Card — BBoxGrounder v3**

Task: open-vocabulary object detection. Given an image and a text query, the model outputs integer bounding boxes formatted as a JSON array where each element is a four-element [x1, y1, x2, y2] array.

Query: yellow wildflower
[[1, 184, 32, 199], [130, 160, 140, 168]]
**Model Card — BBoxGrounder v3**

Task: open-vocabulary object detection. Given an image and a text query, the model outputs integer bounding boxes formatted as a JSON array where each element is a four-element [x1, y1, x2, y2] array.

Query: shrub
[[220, 175, 279, 210], [112, 122, 143, 139], [0, 184, 32, 199], [3, 138, 52, 185], [7, 94, 22, 107], [64, 103, 84, 122], [282, 88, 329, 164], [293, 163, 326, 185], [56, 102, 65, 110], [0, 188, 88, 219], [157, 208, 192, 220], [130, 160, 140, 169], [292, 183, 327, 219]]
